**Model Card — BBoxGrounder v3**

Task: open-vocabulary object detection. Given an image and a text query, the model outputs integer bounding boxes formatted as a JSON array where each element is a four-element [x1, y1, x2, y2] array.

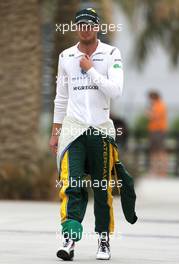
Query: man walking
[[50, 8, 123, 260]]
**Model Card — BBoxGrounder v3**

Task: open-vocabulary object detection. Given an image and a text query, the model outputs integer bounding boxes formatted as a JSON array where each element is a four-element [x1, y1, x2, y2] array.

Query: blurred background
[[0, 0, 179, 200]]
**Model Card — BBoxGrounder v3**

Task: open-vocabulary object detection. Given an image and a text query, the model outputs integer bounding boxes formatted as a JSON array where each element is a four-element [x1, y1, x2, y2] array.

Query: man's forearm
[[51, 123, 62, 136], [87, 67, 123, 99]]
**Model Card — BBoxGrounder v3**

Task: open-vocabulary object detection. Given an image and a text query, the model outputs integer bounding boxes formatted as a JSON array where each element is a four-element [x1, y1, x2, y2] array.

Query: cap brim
[[75, 19, 98, 26]]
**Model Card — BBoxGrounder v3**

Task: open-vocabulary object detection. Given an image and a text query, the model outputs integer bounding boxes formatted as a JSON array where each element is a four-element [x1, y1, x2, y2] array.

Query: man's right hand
[[49, 135, 59, 155], [49, 123, 62, 155]]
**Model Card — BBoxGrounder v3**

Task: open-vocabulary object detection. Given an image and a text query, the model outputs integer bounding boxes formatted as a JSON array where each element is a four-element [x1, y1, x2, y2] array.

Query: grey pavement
[[0, 178, 179, 264]]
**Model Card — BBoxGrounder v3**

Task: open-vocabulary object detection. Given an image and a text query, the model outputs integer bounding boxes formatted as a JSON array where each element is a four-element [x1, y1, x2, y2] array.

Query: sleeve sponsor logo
[[103, 108, 109, 110], [113, 63, 121, 69]]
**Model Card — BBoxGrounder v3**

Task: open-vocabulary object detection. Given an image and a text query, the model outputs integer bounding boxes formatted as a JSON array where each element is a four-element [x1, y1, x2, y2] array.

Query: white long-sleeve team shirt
[[53, 39, 123, 126]]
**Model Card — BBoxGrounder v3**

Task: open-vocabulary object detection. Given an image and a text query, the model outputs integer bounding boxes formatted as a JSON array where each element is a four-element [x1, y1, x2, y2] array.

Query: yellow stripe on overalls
[[112, 146, 121, 194], [107, 144, 115, 234], [59, 151, 69, 223]]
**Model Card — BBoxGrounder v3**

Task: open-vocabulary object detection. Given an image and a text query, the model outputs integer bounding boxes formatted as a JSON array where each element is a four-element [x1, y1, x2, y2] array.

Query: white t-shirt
[[53, 39, 123, 126]]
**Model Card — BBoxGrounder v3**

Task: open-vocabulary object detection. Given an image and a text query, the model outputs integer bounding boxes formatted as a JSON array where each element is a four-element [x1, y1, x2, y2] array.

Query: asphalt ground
[[0, 178, 179, 263]]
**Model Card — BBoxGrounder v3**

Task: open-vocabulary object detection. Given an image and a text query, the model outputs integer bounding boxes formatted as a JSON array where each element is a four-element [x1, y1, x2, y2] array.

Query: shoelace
[[63, 238, 74, 248], [99, 239, 109, 253], [63, 238, 70, 247]]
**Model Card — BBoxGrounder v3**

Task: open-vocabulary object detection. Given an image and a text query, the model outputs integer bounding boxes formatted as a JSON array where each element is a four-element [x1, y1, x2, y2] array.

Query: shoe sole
[[56, 249, 74, 261], [96, 254, 111, 260]]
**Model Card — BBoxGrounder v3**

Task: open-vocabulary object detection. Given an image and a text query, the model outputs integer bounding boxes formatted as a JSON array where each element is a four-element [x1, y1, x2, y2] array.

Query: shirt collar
[[74, 39, 105, 58]]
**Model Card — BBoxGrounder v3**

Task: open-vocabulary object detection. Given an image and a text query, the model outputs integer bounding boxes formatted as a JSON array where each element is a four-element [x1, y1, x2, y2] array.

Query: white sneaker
[[57, 236, 75, 261], [96, 233, 111, 260]]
